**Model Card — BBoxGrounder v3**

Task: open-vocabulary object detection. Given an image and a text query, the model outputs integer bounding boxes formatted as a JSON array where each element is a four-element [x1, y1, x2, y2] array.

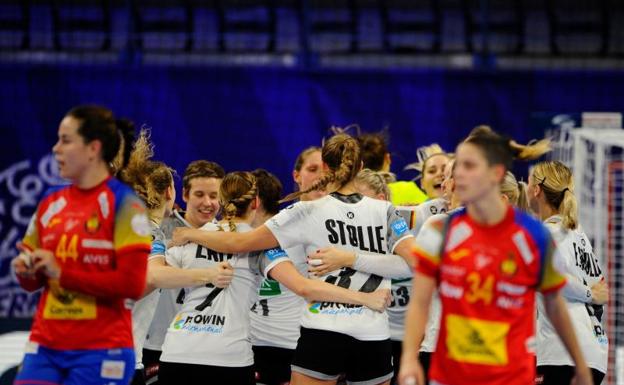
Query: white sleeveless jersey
[[131, 221, 167, 368], [144, 211, 192, 351], [160, 222, 289, 367], [250, 245, 306, 350], [265, 192, 413, 341], [536, 215, 608, 373]]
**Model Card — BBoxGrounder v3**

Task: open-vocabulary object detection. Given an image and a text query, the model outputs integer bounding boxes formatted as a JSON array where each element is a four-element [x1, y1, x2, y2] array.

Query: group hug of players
[[11, 105, 608, 385]]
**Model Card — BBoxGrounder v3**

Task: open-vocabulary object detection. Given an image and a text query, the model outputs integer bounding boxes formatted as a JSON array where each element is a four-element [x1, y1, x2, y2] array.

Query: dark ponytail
[[67, 105, 136, 175], [111, 118, 136, 174]]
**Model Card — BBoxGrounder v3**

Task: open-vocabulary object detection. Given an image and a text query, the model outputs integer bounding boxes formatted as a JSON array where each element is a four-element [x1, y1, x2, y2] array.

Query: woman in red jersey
[[11, 105, 152, 385], [398, 128, 593, 385]]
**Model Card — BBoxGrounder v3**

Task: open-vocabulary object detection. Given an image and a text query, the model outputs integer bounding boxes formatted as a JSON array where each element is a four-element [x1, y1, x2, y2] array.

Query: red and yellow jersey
[[413, 206, 565, 385], [22, 177, 151, 350]]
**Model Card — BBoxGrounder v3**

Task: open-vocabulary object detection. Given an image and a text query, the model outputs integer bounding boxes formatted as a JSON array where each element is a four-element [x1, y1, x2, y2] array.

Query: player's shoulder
[[37, 183, 71, 209], [105, 177, 146, 212], [513, 208, 551, 246], [422, 212, 450, 233]]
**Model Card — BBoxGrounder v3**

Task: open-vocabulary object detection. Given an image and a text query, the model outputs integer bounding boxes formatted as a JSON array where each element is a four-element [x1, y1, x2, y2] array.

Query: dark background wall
[[1, 63, 622, 319]]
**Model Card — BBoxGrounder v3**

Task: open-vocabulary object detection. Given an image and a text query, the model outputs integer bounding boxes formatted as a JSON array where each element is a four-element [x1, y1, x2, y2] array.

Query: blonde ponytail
[[531, 161, 578, 230]]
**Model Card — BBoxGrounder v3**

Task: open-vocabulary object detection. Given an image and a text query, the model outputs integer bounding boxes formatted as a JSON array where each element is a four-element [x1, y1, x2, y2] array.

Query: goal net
[[549, 126, 624, 385]]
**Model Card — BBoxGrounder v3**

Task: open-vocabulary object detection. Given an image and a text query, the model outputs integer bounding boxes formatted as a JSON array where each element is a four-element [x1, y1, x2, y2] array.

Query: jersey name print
[[414, 206, 565, 385], [265, 192, 413, 341]]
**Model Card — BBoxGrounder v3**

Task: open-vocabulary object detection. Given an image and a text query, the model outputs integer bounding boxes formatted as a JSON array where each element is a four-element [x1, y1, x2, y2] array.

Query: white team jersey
[[388, 211, 444, 350], [412, 198, 448, 236], [132, 221, 167, 368], [143, 211, 191, 352], [250, 245, 306, 350], [265, 192, 413, 341], [536, 215, 608, 373], [160, 222, 289, 367]]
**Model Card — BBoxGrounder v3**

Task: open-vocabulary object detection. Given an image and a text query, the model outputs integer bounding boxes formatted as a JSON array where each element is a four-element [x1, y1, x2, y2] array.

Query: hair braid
[[219, 172, 258, 231]]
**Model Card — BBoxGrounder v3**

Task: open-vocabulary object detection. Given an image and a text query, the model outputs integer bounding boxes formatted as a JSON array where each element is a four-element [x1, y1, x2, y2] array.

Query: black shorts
[[159, 361, 255, 385], [292, 327, 393, 385], [142, 348, 162, 384], [253, 345, 294, 385], [536, 365, 605, 385]]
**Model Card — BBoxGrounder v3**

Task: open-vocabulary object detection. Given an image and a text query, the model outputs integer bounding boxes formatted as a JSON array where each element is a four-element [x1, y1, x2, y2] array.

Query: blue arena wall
[[0, 63, 623, 318]]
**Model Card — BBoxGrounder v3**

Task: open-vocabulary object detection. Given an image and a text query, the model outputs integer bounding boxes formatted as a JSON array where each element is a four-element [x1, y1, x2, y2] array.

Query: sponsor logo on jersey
[[47, 217, 62, 229], [429, 205, 438, 215], [265, 248, 287, 261], [259, 279, 282, 296], [172, 312, 226, 334], [440, 281, 464, 299], [496, 281, 526, 296], [346, 211, 355, 219], [307, 301, 364, 315], [441, 265, 467, 277], [83, 254, 110, 265], [500, 253, 518, 277], [85, 212, 100, 234], [496, 296, 524, 309], [449, 248, 470, 262], [173, 314, 186, 330], [391, 219, 408, 237], [446, 314, 510, 366]]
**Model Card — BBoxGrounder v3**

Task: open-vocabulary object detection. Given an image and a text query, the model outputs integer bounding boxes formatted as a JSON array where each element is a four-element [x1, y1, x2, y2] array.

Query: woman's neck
[[220, 208, 255, 226], [537, 200, 558, 221], [149, 205, 167, 226], [466, 190, 508, 226], [251, 209, 272, 228], [335, 180, 358, 195], [75, 162, 110, 190]]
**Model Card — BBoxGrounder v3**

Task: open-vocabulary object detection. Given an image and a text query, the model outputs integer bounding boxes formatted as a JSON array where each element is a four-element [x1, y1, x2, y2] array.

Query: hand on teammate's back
[[169, 227, 191, 248], [590, 279, 608, 305], [212, 261, 234, 288], [308, 247, 356, 277], [362, 288, 392, 313]]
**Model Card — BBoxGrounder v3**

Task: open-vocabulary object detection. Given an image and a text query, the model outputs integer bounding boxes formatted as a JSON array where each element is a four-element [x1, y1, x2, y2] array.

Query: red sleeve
[[414, 250, 439, 278], [59, 245, 149, 300]]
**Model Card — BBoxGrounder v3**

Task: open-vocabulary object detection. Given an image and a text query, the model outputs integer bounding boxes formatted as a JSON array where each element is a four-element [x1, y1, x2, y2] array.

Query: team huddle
[[11, 105, 608, 385]]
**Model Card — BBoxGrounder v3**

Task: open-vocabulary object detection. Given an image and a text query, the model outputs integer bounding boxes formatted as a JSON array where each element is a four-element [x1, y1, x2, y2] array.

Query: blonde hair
[[354, 168, 394, 200], [531, 161, 578, 230], [293, 146, 321, 172], [218, 172, 258, 232], [282, 133, 361, 203], [119, 129, 174, 211], [404, 143, 449, 180], [501, 171, 529, 211]]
